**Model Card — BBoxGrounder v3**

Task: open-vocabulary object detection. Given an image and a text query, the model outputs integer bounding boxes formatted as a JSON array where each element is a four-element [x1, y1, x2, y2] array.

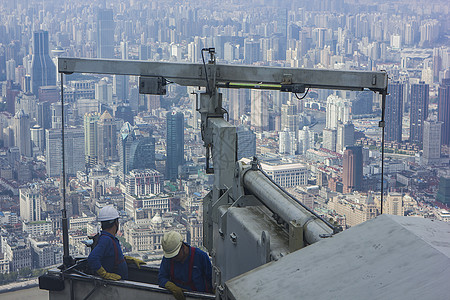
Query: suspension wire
[[60, 72, 71, 267]]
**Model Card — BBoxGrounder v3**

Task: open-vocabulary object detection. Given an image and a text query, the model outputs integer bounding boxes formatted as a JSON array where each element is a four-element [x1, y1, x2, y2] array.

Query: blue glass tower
[[31, 31, 56, 95], [166, 111, 184, 181]]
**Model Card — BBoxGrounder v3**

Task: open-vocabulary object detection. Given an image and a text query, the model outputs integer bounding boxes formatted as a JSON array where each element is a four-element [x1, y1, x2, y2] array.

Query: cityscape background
[[0, 0, 449, 289]]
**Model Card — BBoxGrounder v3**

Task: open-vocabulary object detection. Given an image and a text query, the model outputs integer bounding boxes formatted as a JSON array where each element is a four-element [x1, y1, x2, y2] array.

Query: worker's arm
[[202, 252, 213, 292], [88, 236, 121, 280], [158, 257, 171, 288]]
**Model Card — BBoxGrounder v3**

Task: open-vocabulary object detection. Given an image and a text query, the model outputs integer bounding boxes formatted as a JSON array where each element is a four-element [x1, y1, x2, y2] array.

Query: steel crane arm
[[58, 57, 388, 92]]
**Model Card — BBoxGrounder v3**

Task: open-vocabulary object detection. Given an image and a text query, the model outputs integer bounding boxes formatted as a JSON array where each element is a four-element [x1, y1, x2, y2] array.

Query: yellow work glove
[[96, 266, 121, 281], [124, 256, 146, 268], [165, 281, 186, 300]]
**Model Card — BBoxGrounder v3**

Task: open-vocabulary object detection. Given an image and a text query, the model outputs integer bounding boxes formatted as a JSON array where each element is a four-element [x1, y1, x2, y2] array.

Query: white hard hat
[[98, 206, 119, 222], [162, 231, 183, 258]]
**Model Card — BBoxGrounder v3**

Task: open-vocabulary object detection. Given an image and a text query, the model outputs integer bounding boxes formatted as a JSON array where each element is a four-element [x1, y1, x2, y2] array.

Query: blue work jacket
[[158, 245, 212, 292], [87, 231, 128, 279]]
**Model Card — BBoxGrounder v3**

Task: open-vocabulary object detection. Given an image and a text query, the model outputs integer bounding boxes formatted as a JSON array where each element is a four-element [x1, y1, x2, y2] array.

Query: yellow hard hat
[[162, 231, 183, 258]]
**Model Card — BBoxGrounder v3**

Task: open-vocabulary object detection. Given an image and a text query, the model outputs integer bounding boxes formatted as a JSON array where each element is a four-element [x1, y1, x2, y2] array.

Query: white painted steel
[[243, 169, 333, 244]]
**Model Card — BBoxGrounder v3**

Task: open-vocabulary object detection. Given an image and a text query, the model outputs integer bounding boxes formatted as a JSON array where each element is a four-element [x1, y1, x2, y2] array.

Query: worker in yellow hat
[[158, 231, 212, 300]]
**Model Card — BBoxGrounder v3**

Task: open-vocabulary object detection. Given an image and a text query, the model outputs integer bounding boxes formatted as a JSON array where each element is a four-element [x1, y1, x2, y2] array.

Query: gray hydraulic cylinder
[[243, 169, 334, 245]]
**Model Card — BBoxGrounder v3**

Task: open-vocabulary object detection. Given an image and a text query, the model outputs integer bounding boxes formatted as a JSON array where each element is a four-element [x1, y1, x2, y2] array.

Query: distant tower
[[13, 110, 32, 157], [438, 78, 450, 146], [45, 128, 85, 177], [250, 90, 269, 131], [323, 128, 337, 152], [119, 122, 156, 180], [98, 110, 117, 164], [97, 9, 115, 59], [343, 146, 363, 194], [237, 125, 256, 160], [281, 101, 298, 136], [31, 31, 56, 95], [298, 126, 313, 155], [385, 82, 403, 143], [336, 122, 355, 153], [410, 82, 429, 144], [436, 174, 450, 206], [422, 120, 442, 165], [166, 111, 184, 181], [19, 187, 41, 222], [84, 112, 100, 167]]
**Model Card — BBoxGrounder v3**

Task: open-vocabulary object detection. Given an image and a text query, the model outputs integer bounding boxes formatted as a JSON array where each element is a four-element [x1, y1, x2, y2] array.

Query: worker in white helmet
[[87, 205, 145, 280], [158, 231, 212, 300]]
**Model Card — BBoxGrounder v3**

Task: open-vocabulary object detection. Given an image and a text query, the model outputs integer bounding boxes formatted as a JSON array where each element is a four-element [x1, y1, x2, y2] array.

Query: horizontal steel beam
[[58, 58, 388, 92]]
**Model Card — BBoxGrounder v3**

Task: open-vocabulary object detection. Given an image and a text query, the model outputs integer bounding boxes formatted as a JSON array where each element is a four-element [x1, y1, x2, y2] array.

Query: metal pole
[[379, 90, 387, 215], [60, 72, 71, 267]]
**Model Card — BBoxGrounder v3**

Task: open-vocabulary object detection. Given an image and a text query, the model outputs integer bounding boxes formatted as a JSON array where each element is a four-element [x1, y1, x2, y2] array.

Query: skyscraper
[[13, 110, 32, 157], [343, 146, 363, 194], [438, 78, 450, 146], [336, 122, 355, 153], [250, 90, 269, 131], [97, 9, 115, 59], [237, 125, 256, 160], [19, 187, 41, 223], [45, 127, 85, 177], [422, 120, 442, 165], [385, 82, 403, 143], [166, 111, 184, 181], [281, 101, 298, 135], [119, 122, 156, 180], [410, 82, 429, 144], [84, 112, 100, 166], [97, 110, 117, 164], [31, 31, 56, 95]]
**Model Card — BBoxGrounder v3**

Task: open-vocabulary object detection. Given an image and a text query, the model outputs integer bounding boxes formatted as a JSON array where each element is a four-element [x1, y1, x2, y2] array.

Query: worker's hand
[[96, 266, 121, 281], [165, 281, 186, 300], [124, 256, 146, 269]]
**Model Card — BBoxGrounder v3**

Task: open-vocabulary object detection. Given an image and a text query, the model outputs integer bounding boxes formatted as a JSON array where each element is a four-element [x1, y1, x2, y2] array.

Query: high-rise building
[[166, 111, 184, 181], [410, 82, 429, 144], [31, 31, 56, 95], [13, 110, 32, 157], [45, 127, 85, 177], [244, 39, 260, 64], [281, 101, 298, 135], [119, 122, 156, 180], [336, 122, 354, 153], [50, 102, 69, 129], [385, 193, 404, 216], [385, 82, 404, 143], [19, 187, 41, 223], [326, 95, 350, 129], [237, 125, 256, 160], [279, 128, 297, 155], [30, 125, 44, 154], [323, 128, 337, 152], [98, 110, 117, 164], [438, 78, 450, 146], [228, 89, 246, 124], [97, 9, 115, 59], [84, 112, 100, 166], [422, 120, 442, 165], [436, 174, 450, 206], [343, 146, 363, 194], [298, 126, 313, 155], [125, 169, 163, 197], [250, 90, 269, 131]]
